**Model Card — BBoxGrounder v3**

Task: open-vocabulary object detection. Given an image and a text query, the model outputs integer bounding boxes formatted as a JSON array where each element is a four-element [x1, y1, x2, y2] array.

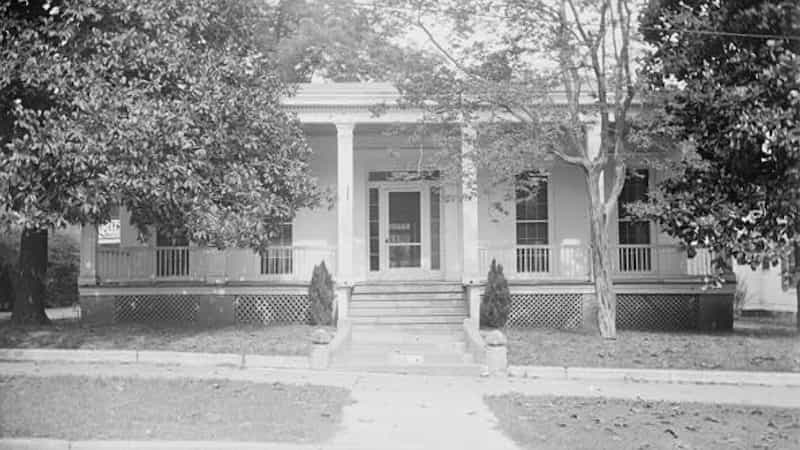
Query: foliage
[[635, 0, 800, 282], [481, 259, 510, 328], [379, 0, 653, 338], [307, 261, 335, 326]]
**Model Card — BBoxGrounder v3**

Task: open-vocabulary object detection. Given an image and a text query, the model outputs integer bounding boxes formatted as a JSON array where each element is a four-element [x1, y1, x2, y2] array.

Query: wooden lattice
[[114, 295, 199, 323], [234, 295, 310, 324], [508, 293, 582, 328], [617, 294, 698, 331]]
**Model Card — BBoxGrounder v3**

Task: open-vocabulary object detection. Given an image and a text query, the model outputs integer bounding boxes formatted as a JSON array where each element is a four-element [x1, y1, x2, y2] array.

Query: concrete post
[[335, 285, 351, 326], [485, 330, 508, 375]]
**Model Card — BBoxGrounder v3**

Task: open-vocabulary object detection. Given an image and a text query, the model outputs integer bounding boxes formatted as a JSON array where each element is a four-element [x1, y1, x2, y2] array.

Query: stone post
[[485, 329, 508, 375], [310, 328, 333, 370]]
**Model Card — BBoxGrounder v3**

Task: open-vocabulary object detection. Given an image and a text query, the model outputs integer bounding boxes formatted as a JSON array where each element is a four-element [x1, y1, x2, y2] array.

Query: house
[[77, 82, 735, 332]]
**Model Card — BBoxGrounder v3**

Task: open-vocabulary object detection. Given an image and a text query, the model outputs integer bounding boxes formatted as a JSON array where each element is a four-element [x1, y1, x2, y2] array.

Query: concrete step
[[353, 283, 463, 294], [346, 340, 468, 353], [336, 349, 475, 365], [351, 292, 465, 302], [351, 323, 464, 335], [350, 315, 465, 325], [350, 306, 467, 317], [349, 299, 466, 309], [329, 362, 485, 376]]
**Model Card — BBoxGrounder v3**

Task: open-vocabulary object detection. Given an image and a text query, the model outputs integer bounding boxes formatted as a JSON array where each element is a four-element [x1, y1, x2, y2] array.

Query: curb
[[0, 438, 322, 450], [0, 349, 308, 371], [507, 365, 800, 387]]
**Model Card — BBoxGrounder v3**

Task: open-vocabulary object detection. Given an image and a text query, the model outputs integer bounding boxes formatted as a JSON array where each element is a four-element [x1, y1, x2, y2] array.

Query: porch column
[[335, 122, 355, 323], [78, 225, 98, 286], [336, 121, 355, 274], [461, 123, 480, 284]]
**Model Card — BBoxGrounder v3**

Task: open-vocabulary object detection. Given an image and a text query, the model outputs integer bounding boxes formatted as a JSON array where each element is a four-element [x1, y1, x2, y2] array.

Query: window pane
[[516, 222, 548, 245], [619, 221, 650, 245], [516, 178, 548, 221]]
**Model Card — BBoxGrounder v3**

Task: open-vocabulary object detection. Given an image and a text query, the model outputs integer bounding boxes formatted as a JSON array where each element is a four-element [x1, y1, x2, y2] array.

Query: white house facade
[[77, 83, 735, 331]]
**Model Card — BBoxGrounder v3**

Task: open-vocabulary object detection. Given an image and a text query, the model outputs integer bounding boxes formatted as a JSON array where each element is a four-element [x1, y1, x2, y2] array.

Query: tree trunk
[[587, 171, 617, 339], [11, 228, 50, 325]]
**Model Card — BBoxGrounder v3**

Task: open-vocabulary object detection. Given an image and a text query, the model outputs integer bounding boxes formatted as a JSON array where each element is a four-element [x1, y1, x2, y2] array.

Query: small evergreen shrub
[[307, 261, 335, 325], [481, 259, 510, 328]]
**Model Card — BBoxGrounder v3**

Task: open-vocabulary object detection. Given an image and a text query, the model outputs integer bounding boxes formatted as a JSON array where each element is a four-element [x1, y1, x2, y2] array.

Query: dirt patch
[[0, 375, 351, 442], [0, 322, 334, 356], [503, 325, 800, 372], [486, 393, 800, 450]]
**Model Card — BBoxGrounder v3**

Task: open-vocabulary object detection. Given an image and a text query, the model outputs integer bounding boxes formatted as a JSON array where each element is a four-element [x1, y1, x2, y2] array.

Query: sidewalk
[[3, 359, 800, 450]]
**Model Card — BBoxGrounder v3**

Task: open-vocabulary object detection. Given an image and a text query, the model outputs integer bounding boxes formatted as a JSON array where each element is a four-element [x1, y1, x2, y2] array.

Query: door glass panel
[[388, 191, 421, 268], [369, 188, 379, 271], [430, 187, 440, 270]]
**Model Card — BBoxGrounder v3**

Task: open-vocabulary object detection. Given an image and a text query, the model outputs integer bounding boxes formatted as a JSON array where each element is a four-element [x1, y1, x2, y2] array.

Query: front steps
[[333, 282, 481, 375]]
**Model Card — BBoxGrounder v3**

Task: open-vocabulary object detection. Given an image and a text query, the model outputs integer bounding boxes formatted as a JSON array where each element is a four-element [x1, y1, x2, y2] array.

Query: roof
[[285, 82, 401, 107]]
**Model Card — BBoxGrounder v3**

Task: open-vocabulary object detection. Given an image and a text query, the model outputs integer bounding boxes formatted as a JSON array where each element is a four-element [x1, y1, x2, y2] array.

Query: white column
[[461, 123, 480, 284], [78, 225, 98, 286], [335, 122, 355, 284]]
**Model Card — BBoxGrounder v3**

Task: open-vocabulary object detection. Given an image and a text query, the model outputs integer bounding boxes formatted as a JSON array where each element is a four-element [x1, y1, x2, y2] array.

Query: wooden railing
[[96, 245, 335, 283], [479, 244, 712, 280]]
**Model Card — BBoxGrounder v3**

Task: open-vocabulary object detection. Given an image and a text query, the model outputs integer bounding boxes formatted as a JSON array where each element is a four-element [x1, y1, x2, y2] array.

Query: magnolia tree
[[636, 0, 800, 327], [0, 0, 320, 324], [383, 0, 660, 338]]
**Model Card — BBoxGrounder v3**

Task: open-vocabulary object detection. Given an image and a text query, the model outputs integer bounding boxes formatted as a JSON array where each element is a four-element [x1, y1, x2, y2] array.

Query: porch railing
[[96, 245, 335, 283], [479, 243, 712, 280]]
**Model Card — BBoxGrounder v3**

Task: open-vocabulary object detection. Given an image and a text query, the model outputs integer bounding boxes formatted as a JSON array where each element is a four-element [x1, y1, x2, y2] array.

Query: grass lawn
[[0, 322, 333, 356], [504, 322, 800, 372], [0, 375, 351, 442], [487, 393, 800, 450]]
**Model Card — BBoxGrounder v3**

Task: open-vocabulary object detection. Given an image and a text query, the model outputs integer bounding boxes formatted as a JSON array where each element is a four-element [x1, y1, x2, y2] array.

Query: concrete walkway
[[3, 360, 800, 450]]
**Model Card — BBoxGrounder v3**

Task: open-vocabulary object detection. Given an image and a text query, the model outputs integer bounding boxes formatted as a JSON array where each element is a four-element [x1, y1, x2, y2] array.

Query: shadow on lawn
[[0, 321, 324, 356]]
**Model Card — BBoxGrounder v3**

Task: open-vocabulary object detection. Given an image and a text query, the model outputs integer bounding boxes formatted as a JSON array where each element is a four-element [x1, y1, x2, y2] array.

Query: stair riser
[[350, 307, 466, 317], [350, 300, 466, 309], [351, 292, 464, 301], [347, 342, 468, 353], [354, 284, 463, 294], [350, 316, 464, 325], [328, 364, 484, 376]]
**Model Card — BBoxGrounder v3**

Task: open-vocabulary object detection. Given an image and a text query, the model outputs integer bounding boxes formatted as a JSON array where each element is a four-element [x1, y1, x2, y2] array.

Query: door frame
[[366, 180, 444, 281]]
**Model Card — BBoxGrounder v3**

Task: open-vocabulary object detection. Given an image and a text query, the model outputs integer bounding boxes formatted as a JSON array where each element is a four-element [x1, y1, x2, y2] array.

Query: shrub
[[481, 259, 510, 328], [308, 261, 335, 326]]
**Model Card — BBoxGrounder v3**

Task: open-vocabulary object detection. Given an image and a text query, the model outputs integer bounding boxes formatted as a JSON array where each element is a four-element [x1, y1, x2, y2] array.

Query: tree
[[636, 0, 800, 328], [0, 0, 320, 324], [381, 0, 652, 338]]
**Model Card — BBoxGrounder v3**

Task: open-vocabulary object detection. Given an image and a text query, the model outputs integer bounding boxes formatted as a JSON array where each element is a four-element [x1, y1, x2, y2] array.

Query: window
[[156, 226, 190, 277], [430, 187, 441, 270], [369, 188, 380, 272], [516, 173, 549, 272], [98, 206, 121, 246], [261, 223, 293, 275], [618, 169, 651, 271]]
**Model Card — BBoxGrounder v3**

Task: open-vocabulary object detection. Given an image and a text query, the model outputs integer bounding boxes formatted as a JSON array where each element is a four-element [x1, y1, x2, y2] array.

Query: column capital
[[335, 122, 355, 135]]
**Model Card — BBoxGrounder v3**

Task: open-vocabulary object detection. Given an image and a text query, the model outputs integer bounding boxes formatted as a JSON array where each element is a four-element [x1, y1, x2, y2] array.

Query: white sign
[[98, 219, 121, 245]]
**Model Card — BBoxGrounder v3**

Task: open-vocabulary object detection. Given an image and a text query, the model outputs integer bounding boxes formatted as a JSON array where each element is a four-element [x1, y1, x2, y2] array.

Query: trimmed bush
[[481, 259, 510, 328], [307, 261, 335, 326]]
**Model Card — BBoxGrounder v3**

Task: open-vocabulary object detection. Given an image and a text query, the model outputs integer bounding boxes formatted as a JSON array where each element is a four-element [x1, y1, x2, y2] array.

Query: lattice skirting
[[508, 293, 583, 328], [234, 295, 310, 325], [617, 294, 699, 331], [115, 295, 200, 323]]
